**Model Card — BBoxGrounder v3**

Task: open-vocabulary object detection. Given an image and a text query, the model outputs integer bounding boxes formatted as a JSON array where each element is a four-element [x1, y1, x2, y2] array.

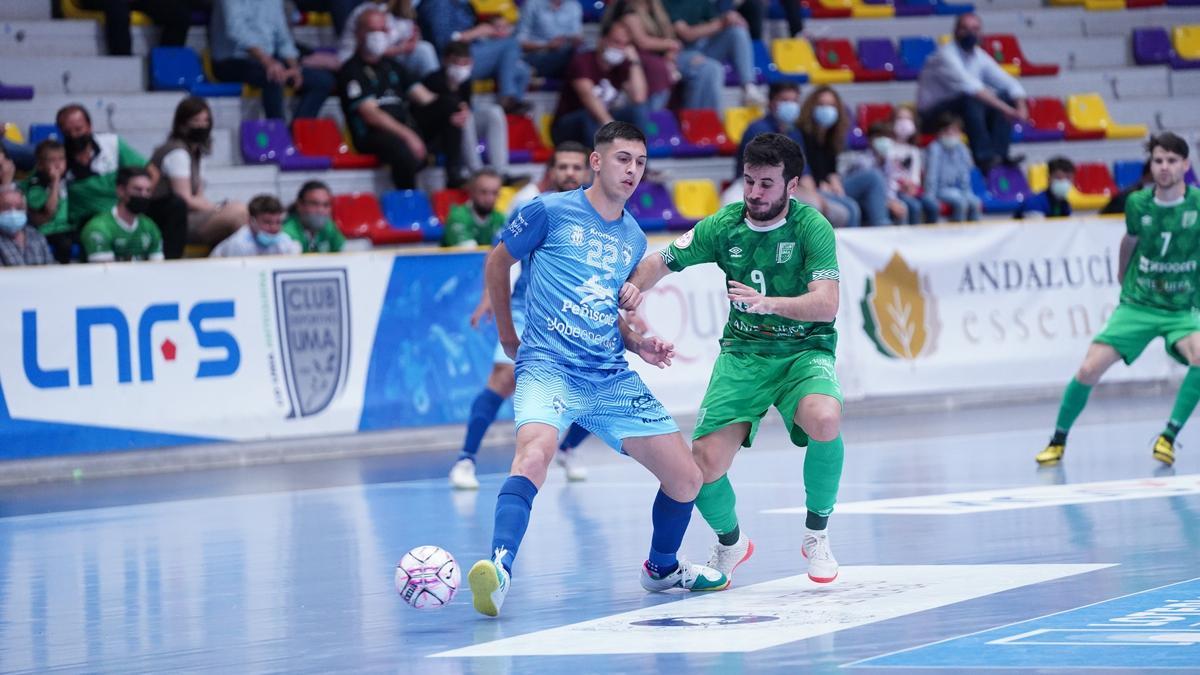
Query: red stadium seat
[[982, 34, 1060, 77], [432, 188, 469, 224], [679, 109, 736, 155], [857, 103, 895, 131], [814, 38, 894, 81], [292, 118, 380, 169], [1074, 163, 1118, 197], [332, 193, 419, 245], [507, 114, 552, 164], [1026, 97, 1104, 141], [802, 0, 852, 18]]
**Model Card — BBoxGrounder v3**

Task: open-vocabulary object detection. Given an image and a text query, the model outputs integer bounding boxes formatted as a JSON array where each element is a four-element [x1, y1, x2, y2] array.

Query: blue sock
[[490, 475, 538, 574], [646, 488, 693, 578], [558, 424, 590, 451], [459, 388, 504, 462]]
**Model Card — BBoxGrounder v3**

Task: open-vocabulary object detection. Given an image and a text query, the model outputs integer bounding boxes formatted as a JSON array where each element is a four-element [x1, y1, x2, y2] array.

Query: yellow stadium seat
[[723, 106, 762, 146], [1173, 25, 1200, 61], [1027, 163, 1107, 210], [470, 0, 519, 24], [1046, 0, 1083, 5], [472, 79, 497, 94], [1082, 0, 1124, 9], [770, 38, 853, 85], [849, 0, 894, 18], [303, 12, 333, 26], [673, 180, 721, 222], [1066, 93, 1149, 140], [4, 123, 24, 144], [61, 0, 151, 25], [496, 185, 517, 215], [539, 114, 553, 149], [1000, 63, 1021, 77], [1028, 163, 1048, 193]]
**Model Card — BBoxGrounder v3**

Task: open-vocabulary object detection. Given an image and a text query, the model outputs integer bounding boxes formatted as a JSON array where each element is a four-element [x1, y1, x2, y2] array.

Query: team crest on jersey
[[1183, 211, 1198, 229], [570, 224, 585, 246], [729, 246, 744, 258], [776, 242, 795, 264], [1142, 215, 1152, 228], [674, 229, 694, 249]]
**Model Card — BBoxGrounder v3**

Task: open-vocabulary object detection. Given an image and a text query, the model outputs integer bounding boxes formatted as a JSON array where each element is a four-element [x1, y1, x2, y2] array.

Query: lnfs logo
[[22, 301, 240, 388], [860, 252, 939, 360]]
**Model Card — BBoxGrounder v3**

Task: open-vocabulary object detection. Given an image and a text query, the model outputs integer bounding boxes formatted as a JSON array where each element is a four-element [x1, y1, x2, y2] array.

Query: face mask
[[774, 100, 801, 125], [299, 212, 327, 231], [65, 133, 93, 155], [0, 209, 27, 233], [126, 196, 150, 215], [1050, 178, 1073, 200], [602, 47, 626, 67], [939, 134, 961, 148], [894, 117, 916, 141], [813, 104, 839, 130], [871, 137, 894, 158], [365, 31, 390, 58], [447, 64, 473, 84], [956, 32, 979, 51], [255, 229, 281, 248], [185, 126, 211, 144]]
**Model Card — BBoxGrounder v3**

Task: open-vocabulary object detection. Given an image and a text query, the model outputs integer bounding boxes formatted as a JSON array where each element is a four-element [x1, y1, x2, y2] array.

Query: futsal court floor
[[1, 393, 1198, 673]]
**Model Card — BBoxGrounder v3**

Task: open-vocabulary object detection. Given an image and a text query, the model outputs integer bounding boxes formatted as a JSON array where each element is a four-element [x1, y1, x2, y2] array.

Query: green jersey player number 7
[[621, 132, 847, 585]]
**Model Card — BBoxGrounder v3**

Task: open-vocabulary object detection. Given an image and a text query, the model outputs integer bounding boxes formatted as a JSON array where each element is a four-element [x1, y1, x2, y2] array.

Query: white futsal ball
[[395, 545, 460, 610]]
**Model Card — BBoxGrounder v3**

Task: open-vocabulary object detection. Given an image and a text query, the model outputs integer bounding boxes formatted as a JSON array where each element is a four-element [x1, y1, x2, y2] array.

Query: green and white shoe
[[468, 548, 511, 617], [639, 557, 729, 593]]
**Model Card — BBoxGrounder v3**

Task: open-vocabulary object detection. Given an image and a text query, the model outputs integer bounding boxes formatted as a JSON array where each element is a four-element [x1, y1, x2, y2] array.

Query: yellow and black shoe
[[1036, 443, 1065, 466], [1152, 435, 1175, 467]]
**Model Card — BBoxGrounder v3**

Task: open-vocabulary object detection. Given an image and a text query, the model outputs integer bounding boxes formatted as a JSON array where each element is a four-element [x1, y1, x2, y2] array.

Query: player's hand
[[619, 282, 644, 310], [501, 336, 520, 360], [470, 299, 494, 328], [635, 336, 675, 369], [727, 280, 775, 315]]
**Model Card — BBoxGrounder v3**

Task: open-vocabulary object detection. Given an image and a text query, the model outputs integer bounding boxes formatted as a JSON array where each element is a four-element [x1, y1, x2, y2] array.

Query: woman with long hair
[[799, 86, 889, 227], [601, 0, 678, 109]]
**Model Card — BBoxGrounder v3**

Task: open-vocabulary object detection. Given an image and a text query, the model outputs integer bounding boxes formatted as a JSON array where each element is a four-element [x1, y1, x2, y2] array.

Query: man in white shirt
[[210, 194, 302, 257], [916, 13, 1028, 173]]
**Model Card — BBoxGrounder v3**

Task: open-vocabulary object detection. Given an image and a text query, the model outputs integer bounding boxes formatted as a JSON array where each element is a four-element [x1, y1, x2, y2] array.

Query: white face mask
[[447, 64, 473, 84], [871, 137, 894, 158], [813, 104, 839, 130], [365, 31, 390, 58], [1050, 178, 1073, 199], [894, 117, 916, 141], [602, 46, 626, 67], [774, 100, 801, 125]]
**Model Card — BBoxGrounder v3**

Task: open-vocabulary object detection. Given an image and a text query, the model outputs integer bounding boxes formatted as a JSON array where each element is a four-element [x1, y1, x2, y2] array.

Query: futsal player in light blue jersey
[[467, 122, 729, 618], [450, 143, 594, 489]]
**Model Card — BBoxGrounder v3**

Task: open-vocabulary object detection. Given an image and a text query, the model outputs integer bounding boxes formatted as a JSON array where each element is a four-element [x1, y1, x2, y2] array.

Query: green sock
[[1164, 367, 1200, 441], [1053, 378, 1093, 443], [804, 435, 845, 518], [695, 474, 739, 543]]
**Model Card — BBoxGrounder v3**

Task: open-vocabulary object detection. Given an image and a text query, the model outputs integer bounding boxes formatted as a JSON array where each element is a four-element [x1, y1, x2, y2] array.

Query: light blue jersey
[[501, 188, 648, 373]]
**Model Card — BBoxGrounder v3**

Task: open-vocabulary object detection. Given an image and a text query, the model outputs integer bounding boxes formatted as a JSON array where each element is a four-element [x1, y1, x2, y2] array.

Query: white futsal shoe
[[639, 558, 730, 592], [707, 533, 755, 582], [449, 458, 480, 490], [468, 548, 511, 617], [555, 449, 588, 481], [802, 530, 838, 583]]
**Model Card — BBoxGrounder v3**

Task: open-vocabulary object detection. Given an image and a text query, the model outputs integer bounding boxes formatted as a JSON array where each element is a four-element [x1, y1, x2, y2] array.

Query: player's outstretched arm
[[485, 243, 521, 358], [727, 279, 839, 321], [1117, 234, 1137, 284], [619, 314, 676, 369], [622, 254, 673, 310]]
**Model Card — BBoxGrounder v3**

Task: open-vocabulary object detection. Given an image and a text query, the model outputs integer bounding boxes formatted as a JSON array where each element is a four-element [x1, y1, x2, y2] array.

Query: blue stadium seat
[[380, 190, 443, 243], [150, 47, 241, 97], [1112, 160, 1145, 191], [898, 37, 938, 76], [28, 124, 61, 145]]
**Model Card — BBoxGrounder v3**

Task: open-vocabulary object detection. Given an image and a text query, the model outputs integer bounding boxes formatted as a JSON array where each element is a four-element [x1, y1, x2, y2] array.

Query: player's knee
[[804, 409, 841, 442], [691, 443, 726, 483], [511, 441, 554, 483], [668, 463, 704, 501], [1075, 363, 1103, 386]]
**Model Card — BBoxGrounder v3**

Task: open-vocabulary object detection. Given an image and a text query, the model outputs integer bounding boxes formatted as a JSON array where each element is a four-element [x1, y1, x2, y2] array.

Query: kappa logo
[[729, 246, 744, 258], [776, 242, 795, 264], [273, 269, 351, 419], [860, 252, 939, 360], [570, 224, 585, 246]]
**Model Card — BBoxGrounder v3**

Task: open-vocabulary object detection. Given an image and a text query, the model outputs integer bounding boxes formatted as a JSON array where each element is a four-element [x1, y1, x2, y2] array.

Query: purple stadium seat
[[1187, 167, 1199, 187], [987, 166, 1033, 206], [1133, 27, 1172, 65], [1167, 0, 1200, 5], [894, 0, 937, 15], [934, 1, 975, 14], [971, 168, 1021, 213], [646, 111, 713, 159], [628, 181, 687, 232], [0, 83, 34, 100], [858, 38, 905, 80], [240, 119, 331, 171]]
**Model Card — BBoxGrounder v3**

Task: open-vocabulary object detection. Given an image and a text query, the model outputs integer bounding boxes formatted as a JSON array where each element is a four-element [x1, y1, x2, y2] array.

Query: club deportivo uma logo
[[860, 252, 939, 360]]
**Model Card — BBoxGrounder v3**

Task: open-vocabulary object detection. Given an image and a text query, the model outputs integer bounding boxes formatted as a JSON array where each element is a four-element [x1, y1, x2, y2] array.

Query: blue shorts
[[493, 307, 526, 366], [513, 360, 679, 452]]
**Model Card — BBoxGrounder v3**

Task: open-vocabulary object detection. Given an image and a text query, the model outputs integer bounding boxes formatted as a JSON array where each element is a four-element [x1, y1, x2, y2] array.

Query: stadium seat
[[857, 39, 908, 80], [240, 120, 331, 171], [61, 0, 151, 25], [1082, 0, 1124, 9], [898, 37, 938, 76], [1011, 97, 1067, 142], [292, 118, 380, 169], [753, 40, 808, 85], [771, 39, 853, 84], [0, 83, 34, 100], [982, 35, 1060, 77], [628, 181, 686, 232], [432, 189, 469, 224], [672, 180, 720, 226], [496, 185, 517, 216], [680, 109, 736, 155], [894, 0, 937, 15], [933, 0, 975, 13], [507, 114, 552, 165], [970, 168, 1022, 213], [1066, 93, 1149, 140], [1168, 0, 1200, 6], [1028, 163, 1049, 193], [333, 193, 418, 245], [3, 123, 23, 144], [646, 110, 713, 159], [1070, 163, 1118, 210], [1112, 160, 1145, 190], [580, 0, 606, 22], [802, 0, 852, 19], [538, 113, 553, 148], [1174, 25, 1200, 61], [1133, 27, 1173, 65], [381, 190, 443, 243], [814, 39, 893, 81], [987, 166, 1033, 211], [723, 106, 763, 146], [850, 0, 894, 18], [1126, 0, 1165, 6], [470, 0, 519, 23], [28, 123, 61, 145], [848, 103, 894, 148], [150, 47, 243, 97]]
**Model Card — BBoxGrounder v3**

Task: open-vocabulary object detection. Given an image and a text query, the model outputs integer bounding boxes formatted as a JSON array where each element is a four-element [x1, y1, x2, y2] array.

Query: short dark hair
[[248, 194, 285, 217], [296, 180, 331, 203], [116, 166, 151, 187], [743, 132, 806, 183], [471, 167, 502, 184], [444, 40, 471, 60], [594, 120, 645, 150], [601, 16, 628, 38], [35, 139, 64, 161], [1047, 156, 1076, 175], [866, 121, 893, 139], [553, 140, 591, 160], [934, 112, 962, 133], [55, 103, 91, 129], [1147, 132, 1189, 160], [768, 81, 800, 101]]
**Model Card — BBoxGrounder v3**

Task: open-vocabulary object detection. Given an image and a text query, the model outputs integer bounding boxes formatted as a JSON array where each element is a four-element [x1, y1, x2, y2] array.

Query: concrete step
[[119, 127, 239, 169], [1083, 7, 1200, 37], [0, 0, 53, 21], [0, 55, 146, 94], [0, 18, 335, 57], [1, 92, 243, 135]]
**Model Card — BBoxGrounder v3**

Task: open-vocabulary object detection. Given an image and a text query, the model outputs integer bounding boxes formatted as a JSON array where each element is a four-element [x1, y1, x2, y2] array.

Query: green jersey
[[282, 215, 346, 253], [662, 199, 839, 355], [81, 210, 163, 262], [441, 204, 506, 247], [1122, 186, 1200, 312], [66, 134, 146, 228], [20, 174, 70, 236]]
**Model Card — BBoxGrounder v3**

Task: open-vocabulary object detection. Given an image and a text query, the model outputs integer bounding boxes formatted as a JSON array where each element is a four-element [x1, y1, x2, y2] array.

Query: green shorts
[[1094, 302, 1200, 366], [694, 349, 842, 448]]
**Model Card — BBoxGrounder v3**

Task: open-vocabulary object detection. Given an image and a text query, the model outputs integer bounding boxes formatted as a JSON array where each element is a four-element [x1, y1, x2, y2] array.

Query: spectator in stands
[[336, 1, 440, 80], [210, 194, 302, 257], [1101, 160, 1152, 216], [0, 186, 54, 267], [210, 0, 337, 120], [0, 128, 33, 174], [890, 105, 936, 223], [282, 180, 345, 253], [417, 0, 532, 115], [339, 8, 437, 190], [731, 82, 849, 228], [662, 0, 765, 108], [923, 113, 982, 222], [442, 168, 504, 248], [718, 0, 764, 42], [150, 97, 249, 259], [295, 0, 364, 36], [517, 0, 584, 81], [841, 122, 921, 225], [410, 40, 510, 184], [799, 86, 888, 227], [782, 0, 804, 38], [507, 140, 591, 215], [78, 0, 190, 57], [550, 21, 650, 146], [916, 13, 1027, 173], [56, 103, 156, 234], [602, 0, 683, 111], [1017, 156, 1075, 219], [21, 140, 73, 263], [81, 167, 164, 262]]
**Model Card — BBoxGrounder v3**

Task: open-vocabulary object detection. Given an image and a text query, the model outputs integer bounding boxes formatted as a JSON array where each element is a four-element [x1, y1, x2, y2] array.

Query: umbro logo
[[729, 246, 743, 258]]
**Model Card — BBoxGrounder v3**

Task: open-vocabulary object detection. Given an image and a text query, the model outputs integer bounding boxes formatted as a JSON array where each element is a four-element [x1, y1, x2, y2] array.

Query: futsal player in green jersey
[[1038, 132, 1200, 468], [622, 133, 845, 583]]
